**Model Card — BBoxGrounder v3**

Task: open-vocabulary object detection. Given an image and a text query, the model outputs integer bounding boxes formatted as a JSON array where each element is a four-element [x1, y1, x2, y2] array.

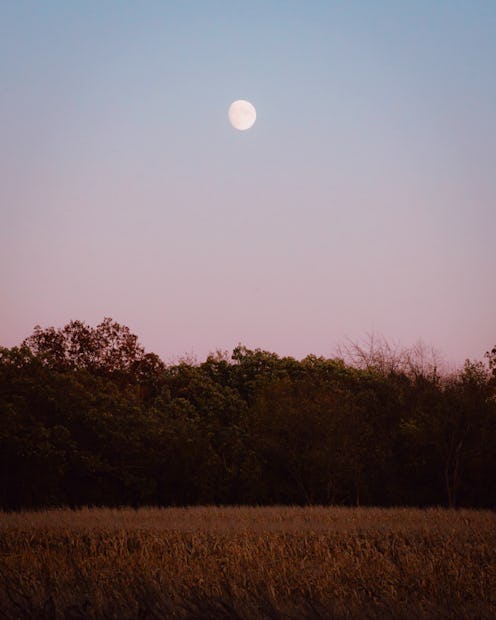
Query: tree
[[1, 322, 495, 509], [23, 318, 146, 377], [337, 333, 443, 379]]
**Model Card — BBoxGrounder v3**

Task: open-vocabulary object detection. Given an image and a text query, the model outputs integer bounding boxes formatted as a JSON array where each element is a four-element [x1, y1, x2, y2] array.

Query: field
[[0, 507, 494, 619]]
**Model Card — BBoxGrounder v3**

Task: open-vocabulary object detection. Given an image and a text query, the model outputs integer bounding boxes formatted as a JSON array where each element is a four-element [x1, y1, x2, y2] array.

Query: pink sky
[[1, 2, 495, 366]]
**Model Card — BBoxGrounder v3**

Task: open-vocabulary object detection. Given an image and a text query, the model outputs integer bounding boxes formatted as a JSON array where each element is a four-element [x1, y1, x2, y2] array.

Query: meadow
[[0, 506, 494, 619]]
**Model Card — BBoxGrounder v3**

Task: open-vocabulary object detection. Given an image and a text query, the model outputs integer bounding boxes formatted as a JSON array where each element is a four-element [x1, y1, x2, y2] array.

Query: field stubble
[[0, 506, 494, 619]]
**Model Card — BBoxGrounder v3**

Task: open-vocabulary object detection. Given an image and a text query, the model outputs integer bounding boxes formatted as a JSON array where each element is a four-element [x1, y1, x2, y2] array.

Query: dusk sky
[[2, 1, 495, 365]]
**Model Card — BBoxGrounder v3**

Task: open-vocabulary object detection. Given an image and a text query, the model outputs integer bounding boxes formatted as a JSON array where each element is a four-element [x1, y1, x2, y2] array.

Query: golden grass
[[0, 507, 494, 619]]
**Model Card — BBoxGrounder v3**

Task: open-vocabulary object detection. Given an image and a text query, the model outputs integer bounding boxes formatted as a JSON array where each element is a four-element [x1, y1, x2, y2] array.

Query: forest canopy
[[1, 319, 495, 510]]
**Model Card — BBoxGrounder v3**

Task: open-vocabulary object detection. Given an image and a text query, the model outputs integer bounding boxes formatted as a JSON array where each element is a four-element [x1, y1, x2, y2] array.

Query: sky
[[1, 1, 495, 365]]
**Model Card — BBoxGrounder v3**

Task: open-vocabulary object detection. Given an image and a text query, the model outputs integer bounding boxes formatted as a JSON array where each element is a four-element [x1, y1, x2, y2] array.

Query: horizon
[[6, 316, 490, 374], [2, 1, 495, 367]]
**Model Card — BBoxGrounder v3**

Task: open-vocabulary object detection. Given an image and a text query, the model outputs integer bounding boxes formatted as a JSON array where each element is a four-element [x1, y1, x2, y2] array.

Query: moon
[[228, 100, 256, 131]]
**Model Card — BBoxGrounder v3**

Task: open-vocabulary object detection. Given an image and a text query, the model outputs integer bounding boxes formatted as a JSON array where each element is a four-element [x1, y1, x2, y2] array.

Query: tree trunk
[[444, 439, 463, 508]]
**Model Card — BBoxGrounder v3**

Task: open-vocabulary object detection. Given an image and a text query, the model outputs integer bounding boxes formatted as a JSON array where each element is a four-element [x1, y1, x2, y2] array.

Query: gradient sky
[[1, 1, 495, 365]]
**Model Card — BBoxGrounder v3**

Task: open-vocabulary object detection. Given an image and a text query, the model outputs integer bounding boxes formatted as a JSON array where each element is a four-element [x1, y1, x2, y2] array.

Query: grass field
[[0, 507, 494, 619]]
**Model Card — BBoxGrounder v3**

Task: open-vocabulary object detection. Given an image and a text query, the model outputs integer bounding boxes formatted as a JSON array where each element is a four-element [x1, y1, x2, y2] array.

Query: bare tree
[[336, 332, 445, 379]]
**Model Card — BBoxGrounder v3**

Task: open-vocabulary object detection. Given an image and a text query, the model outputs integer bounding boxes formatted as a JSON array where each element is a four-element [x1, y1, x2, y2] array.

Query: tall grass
[[1, 507, 494, 619]]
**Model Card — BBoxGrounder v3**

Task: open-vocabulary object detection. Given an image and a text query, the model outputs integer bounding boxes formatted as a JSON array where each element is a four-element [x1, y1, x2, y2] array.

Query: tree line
[[1, 318, 495, 509]]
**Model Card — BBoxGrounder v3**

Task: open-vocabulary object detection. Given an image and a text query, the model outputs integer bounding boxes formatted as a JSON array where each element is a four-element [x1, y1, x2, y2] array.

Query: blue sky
[[1, 1, 495, 364]]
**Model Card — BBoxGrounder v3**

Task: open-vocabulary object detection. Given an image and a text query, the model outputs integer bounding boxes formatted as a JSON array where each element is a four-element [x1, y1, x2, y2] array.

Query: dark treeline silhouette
[[1, 319, 495, 510]]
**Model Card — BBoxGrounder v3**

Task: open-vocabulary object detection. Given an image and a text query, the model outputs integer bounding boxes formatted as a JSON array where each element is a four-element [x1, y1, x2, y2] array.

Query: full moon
[[228, 100, 256, 131]]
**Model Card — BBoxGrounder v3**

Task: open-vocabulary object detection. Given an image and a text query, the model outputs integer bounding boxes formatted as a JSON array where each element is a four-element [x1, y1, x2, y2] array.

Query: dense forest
[[1, 319, 495, 510]]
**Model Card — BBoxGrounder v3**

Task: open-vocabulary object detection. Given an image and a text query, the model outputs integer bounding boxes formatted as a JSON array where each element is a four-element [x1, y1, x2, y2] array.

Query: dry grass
[[0, 507, 494, 619]]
